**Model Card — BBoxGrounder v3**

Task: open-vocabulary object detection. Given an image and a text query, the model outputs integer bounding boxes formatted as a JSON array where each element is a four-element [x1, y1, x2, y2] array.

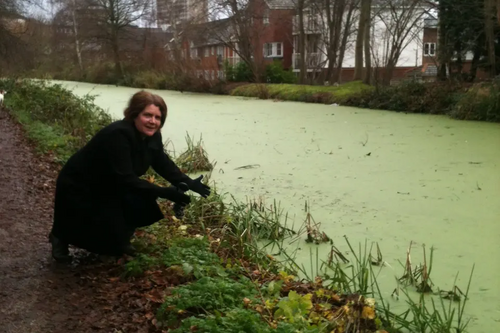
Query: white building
[[291, 1, 432, 77]]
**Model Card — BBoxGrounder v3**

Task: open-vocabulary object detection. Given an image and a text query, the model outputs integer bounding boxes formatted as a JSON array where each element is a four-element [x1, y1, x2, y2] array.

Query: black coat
[[51, 119, 191, 255]]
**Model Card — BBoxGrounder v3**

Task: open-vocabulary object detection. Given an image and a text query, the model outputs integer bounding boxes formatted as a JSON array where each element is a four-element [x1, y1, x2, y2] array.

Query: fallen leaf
[[362, 306, 376, 320]]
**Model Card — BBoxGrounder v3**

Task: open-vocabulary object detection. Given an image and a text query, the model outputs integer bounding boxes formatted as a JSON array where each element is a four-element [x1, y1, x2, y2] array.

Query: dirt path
[[0, 109, 100, 333], [0, 109, 164, 333]]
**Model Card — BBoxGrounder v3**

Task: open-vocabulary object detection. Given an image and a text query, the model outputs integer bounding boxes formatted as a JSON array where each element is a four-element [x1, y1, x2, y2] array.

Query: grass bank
[[0, 77, 475, 332], [231, 80, 500, 123], [0, 79, 112, 163], [230, 81, 373, 105], [24, 65, 500, 122]]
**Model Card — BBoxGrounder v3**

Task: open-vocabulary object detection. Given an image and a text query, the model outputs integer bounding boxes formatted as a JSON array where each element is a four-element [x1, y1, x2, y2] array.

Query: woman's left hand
[[189, 175, 211, 198]]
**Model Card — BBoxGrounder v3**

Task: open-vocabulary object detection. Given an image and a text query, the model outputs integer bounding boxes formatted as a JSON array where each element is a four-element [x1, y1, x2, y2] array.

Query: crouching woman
[[48, 91, 210, 262]]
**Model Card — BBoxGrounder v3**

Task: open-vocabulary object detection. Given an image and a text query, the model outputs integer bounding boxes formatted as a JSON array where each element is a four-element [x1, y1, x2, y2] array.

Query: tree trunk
[[484, 0, 496, 77], [362, 0, 372, 84], [111, 31, 123, 78], [325, 0, 335, 81], [325, 0, 345, 82], [298, 0, 307, 84], [469, 32, 485, 82], [437, 0, 448, 81], [70, 0, 83, 75], [354, 0, 368, 80], [383, 59, 395, 85], [333, 1, 356, 83]]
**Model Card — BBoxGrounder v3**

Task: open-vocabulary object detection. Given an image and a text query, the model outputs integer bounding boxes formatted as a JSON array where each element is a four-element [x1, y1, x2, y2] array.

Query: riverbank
[[28, 68, 500, 123], [0, 77, 478, 332]]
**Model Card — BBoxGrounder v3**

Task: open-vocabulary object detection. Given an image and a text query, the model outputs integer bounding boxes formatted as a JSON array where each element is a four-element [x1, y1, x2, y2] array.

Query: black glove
[[161, 186, 191, 206], [188, 175, 211, 198]]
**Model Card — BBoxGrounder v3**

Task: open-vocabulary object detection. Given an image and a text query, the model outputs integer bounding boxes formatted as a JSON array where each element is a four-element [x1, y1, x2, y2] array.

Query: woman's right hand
[[161, 186, 191, 206]]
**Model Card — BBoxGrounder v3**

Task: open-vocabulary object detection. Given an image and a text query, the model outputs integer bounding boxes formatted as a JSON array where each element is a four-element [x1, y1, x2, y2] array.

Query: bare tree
[[296, 0, 307, 83], [362, 0, 372, 83], [86, 0, 153, 77], [50, 0, 87, 73], [0, 0, 47, 73], [353, 0, 370, 80], [484, 0, 496, 77], [311, 0, 359, 83], [207, 0, 260, 80], [372, 0, 428, 84]]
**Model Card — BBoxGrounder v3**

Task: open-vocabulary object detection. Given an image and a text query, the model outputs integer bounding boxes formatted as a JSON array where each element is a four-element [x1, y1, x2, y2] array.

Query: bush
[[264, 61, 297, 84], [1, 78, 113, 162], [343, 80, 462, 114], [451, 82, 500, 122], [225, 61, 253, 82], [128, 70, 165, 89]]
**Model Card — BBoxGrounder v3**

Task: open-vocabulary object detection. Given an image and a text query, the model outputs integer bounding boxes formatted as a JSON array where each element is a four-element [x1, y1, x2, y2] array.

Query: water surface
[[58, 80, 500, 332]]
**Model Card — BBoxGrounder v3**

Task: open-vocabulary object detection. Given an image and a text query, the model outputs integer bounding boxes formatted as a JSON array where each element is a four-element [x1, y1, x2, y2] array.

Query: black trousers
[[122, 191, 165, 240], [53, 191, 164, 256]]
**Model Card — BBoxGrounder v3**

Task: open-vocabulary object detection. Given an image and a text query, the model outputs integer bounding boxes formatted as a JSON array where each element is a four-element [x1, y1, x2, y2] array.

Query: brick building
[[168, 0, 295, 80]]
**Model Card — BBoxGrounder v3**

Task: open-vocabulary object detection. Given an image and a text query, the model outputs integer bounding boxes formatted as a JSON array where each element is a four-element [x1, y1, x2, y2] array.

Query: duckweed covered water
[[59, 80, 500, 332]]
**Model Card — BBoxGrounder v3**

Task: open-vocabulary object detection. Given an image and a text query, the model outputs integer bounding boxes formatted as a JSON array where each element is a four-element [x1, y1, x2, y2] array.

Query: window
[[263, 42, 284, 57], [307, 14, 318, 31], [217, 70, 224, 79], [424, 43, 436, 56], [263, 9, 269, 24], [204, 47, 210, 57], [211, 70, 215, 80], [217, 46, 224, 56], [211, 46, 215, 55], [264, 43, 272, 57]]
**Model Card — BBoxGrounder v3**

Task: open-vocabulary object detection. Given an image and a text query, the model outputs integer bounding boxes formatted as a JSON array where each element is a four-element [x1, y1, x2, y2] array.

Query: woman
[[49, 91, 210, 262]]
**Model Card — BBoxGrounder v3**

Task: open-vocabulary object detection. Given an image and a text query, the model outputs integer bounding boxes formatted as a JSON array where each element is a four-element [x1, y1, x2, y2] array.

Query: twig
[[234, 164, 261, 170]]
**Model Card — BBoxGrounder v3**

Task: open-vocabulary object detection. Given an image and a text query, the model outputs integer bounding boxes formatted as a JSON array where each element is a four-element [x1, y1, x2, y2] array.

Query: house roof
[[265, 0, 295, 9]]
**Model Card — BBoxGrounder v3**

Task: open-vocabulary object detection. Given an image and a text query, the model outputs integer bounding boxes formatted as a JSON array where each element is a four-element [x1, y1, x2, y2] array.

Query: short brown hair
[[123, 91, 168, 127]]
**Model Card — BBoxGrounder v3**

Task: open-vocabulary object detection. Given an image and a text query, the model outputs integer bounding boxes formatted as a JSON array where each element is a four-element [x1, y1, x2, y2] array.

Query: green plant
[[274, 290, 313, 324], [175, 132, 214, 172], [264, 61, 297, 84], [451, 82, 500, 122], [123, 253, 161, 277], [157, 276, 259, 325], [169, 308, 298, 333], [1, 78, 112, 162], [224, 61, 253, 82], [161, 237, 228, 279], [343, 80, 463, 116]]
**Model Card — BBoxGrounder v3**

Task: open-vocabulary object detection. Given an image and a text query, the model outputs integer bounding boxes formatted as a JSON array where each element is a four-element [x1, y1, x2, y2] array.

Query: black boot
[[48, 232, 72, 263]]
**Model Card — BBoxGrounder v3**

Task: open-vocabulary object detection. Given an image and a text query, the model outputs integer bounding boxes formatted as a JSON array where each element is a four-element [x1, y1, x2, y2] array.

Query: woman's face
[[134, 104, 162, 137]]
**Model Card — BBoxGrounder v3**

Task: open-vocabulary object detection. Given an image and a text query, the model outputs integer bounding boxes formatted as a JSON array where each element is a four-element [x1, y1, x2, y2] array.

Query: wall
[[338, 66, 417, 83], [249, 0, 294, 70], [422, 26, 438, 66]]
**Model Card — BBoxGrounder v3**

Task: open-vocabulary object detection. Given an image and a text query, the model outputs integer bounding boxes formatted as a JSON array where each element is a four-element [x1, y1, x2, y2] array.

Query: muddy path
[[0, 109, 135, 333]]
